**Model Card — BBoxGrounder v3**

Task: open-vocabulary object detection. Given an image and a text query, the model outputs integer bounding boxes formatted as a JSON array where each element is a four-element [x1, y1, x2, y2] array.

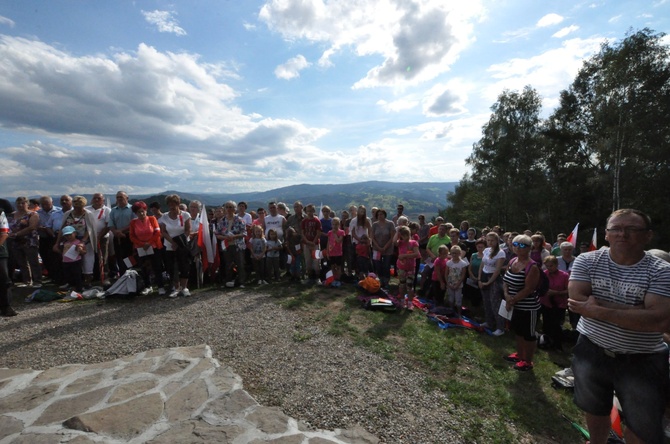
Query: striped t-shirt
[[570, 249, 670, 353], [503, 261, 541, 311]]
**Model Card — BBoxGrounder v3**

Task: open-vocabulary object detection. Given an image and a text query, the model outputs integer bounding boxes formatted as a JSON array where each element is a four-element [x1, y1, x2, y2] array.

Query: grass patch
[[262, 279, 585, 443]]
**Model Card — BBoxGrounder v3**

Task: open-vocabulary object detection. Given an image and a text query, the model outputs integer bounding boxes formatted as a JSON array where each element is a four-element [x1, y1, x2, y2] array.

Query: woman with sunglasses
[[478, 232, 506, 336], [502, 234, 541, 371]]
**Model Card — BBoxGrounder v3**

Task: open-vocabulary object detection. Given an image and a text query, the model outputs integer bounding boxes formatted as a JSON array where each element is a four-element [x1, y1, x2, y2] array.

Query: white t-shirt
[[159, 211, 191, 252], [481, 248, 506, 274], [264, 214, 286, 240], [85, 205, 111, 238]]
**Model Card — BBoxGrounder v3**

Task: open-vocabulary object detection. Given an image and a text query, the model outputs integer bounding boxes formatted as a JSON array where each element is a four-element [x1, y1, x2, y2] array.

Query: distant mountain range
[[144, 181, 456, 217], [9, 181, 458, 218]]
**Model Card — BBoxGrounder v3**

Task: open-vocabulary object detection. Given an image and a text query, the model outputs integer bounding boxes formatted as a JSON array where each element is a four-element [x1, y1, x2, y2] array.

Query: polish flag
[[566, 223, 579, 247], [588, 228, 597, 251], [198, 205, 218, 272]]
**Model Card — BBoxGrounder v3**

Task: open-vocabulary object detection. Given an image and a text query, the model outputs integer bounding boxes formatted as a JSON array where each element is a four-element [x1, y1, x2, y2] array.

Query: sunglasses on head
[[513, 241, 529, 248]]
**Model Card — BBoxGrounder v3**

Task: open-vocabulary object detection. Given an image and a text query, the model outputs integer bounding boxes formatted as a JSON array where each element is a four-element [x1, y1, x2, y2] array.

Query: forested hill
[[141, 181, 457, 217]]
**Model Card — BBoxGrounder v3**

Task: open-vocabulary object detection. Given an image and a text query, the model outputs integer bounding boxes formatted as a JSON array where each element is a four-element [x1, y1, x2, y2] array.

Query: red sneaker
[[503, 352, 521, 363], [514, 360, 534, 371]]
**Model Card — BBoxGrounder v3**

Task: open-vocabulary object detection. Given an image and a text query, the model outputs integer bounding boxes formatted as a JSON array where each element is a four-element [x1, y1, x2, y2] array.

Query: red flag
[[588, 228, 597, 251], [198, 205, 219, 273], [566, 223, 579, 247]]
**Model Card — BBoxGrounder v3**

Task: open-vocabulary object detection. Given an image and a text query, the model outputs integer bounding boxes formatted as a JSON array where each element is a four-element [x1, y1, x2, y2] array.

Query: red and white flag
[[566, 223, 579, 247], [198, 205, 218, 272], [588, 228, 597, 251]]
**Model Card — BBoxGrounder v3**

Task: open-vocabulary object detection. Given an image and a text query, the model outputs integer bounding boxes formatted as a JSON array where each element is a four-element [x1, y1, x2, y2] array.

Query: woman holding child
[[55, 196, 97, 288]]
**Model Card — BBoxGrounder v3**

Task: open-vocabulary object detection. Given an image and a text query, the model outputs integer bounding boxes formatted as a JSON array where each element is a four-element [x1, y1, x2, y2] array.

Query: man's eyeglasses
[[606, 226, 649, 235], [513, 241, 529, 248]]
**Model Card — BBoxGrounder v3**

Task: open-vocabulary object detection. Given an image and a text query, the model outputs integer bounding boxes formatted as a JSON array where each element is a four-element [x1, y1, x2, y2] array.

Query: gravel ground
[[0, 286, 471, 444]]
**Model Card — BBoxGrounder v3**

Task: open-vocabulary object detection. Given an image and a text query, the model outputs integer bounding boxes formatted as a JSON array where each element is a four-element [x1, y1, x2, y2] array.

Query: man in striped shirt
[[568, 208, 670, 444]]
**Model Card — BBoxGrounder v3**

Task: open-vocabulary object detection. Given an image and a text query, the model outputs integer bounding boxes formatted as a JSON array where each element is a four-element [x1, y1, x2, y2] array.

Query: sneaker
[[158, 288, 166, 296], [31, 283, 42, 289], [503, 352, 522, 363], [181, 288, 190, 297], [514, 360, 534, 372], [225, 281, 235, 288], [258, 280, 263, 285], [140, 287, 152, 296], [1, 307, 18, 317], [102, 280, 111, 287], [492, 329, 505, 336], [59, 284, 70, 290], [262, 280, 270, 285], [168, 289, 180, 298], [239, 284, 245, 289], [15, 283, 29, 288]]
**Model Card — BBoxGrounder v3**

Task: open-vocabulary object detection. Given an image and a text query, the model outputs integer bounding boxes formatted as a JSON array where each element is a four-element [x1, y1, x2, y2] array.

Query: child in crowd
[[249, 225, 268, 285], [285, 227, 303, 281], [396, 226, 420, 309], [265, 229, 282, 282], [446, 245, 469, 316], [430, 245, 449, 306], [61, 225, 86, 292], [355, 234, 371, 280], [301, 204, 322, 284], [326, 217, 345, 287]]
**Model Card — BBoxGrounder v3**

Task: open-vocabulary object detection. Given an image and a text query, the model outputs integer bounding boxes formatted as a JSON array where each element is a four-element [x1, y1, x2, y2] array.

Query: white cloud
[[142, 10, 187, 36], [377, 98, 418, 113], [536, 13, 564, 28], [0, 35, 332, 195], [422, 80, 469, 117], [274, 55, 311, 79], [552, 25, 579, 38], [259, 0, 485, 88], [608, 14, 622, 24], [484, 37, 604, 112], [0, 15, 15, 28]]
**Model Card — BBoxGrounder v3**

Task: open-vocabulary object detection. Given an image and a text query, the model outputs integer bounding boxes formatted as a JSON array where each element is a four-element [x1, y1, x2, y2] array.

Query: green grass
[[260, 279, 585, 443]]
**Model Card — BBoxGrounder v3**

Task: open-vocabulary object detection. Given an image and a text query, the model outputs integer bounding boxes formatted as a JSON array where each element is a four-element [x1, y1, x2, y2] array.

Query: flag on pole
[[198, 205, 218, 272], [566, 223, 579, 247], [588, 228, 597, 251]]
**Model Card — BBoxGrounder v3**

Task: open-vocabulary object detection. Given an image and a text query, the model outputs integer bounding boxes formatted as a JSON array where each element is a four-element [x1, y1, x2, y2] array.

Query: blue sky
[[1, 0, 668, 197]]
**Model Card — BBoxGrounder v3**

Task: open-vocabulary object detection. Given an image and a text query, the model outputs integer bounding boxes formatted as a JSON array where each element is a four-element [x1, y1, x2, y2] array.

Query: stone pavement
[[0, 345, 379, 443]]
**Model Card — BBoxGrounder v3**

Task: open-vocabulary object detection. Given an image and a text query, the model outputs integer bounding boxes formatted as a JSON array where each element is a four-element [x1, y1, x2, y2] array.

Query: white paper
[[372, 250, 381, 261], [295, 244, 301, 252], [220, 240, 227, 251], [64, 245, 80, 261], [123, 256, 135, 268], [498, 300, 513, 320], [137, 246, 154, 257], [286, 255, 293, 264]]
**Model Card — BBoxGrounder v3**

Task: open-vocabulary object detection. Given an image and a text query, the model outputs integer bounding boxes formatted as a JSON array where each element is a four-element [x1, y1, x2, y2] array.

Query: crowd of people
[[1, 194, 670, 442]]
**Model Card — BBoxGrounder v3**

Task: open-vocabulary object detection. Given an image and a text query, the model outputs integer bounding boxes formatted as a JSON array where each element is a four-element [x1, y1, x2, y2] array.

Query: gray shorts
[[572, 335, 669, 443]]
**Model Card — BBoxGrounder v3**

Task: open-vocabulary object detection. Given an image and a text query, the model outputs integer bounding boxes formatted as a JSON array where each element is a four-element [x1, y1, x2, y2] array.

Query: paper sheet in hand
[[137, 246, 154, 256], [498, 300, 513, 320], [64, 245, 80, 261]]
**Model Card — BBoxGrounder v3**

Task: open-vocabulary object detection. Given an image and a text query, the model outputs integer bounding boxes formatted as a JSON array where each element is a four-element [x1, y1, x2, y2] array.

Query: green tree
[[548, 28, 670, 247], [459, 86, 548, 231]]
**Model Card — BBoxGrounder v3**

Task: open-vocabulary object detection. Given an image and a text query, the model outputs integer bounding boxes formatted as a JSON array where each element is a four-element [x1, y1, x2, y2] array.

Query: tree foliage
[[447, 29, 670, 249]]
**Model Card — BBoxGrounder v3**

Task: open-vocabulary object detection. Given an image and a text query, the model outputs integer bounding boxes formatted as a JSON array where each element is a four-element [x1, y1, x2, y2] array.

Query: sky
[[0, 0, 668, 197]]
